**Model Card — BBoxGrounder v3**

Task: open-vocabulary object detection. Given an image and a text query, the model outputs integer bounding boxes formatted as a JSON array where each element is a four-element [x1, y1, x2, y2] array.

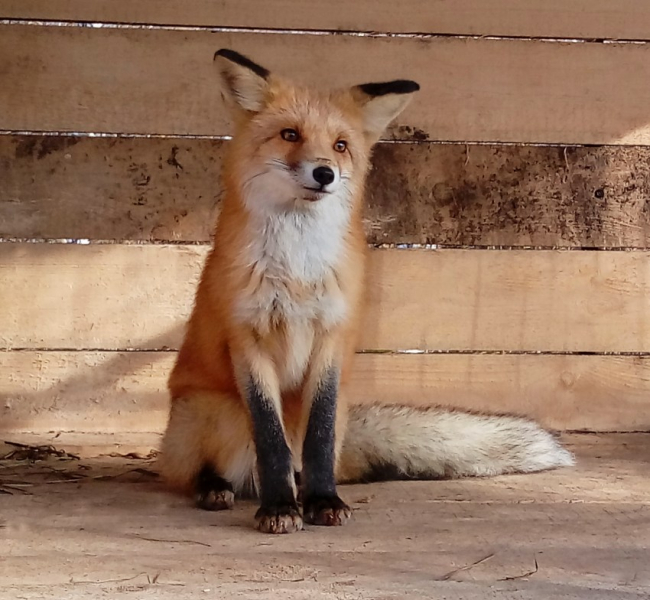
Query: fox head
[[214, 49, 419, 212]]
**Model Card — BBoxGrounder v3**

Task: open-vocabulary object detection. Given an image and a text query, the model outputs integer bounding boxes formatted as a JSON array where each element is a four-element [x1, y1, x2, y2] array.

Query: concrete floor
[[0, 433, 648, 599]]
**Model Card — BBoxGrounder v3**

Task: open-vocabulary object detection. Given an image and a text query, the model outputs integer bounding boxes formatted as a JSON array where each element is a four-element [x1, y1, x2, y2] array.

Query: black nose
[[312, 166, 335, 187]]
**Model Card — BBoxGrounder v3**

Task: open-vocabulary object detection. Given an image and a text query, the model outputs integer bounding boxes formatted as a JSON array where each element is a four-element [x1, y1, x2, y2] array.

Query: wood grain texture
[[366, 144, 650, 247], [1, 441, 649, 600], [0, 136, 225, 242], [2, 0, 649, 40], [0, 351, 172, 433], [1, 351, 648, 433], [3, 135, 650, 248], [0, 243, 202, 350], [2, 244, 650, 352], [364, 248, 650, 352], [2, 24, 650, 144]]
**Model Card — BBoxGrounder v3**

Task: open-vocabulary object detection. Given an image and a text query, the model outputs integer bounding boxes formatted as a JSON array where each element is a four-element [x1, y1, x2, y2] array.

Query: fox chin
[[159, 48, 574, 535]]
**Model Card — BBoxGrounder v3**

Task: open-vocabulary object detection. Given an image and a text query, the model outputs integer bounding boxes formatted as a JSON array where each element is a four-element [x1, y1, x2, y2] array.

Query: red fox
[[160, 48, 574, 534]]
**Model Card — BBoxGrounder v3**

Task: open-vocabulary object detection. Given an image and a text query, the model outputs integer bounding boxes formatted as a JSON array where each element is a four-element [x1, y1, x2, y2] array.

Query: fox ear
[[351, 80, 420, 141], [214, 48, 271, 112]]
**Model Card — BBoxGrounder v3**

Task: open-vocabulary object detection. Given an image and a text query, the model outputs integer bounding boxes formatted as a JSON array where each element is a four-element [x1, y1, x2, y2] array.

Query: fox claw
[[303, 495, 351, 526], [255, 503, 303, 534]]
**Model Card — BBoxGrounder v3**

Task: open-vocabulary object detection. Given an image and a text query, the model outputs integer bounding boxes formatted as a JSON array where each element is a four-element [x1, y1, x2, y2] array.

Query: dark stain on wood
[[365, 143, 650, 247], [390, 125, 430, 142], [13, 136, 80, 160]]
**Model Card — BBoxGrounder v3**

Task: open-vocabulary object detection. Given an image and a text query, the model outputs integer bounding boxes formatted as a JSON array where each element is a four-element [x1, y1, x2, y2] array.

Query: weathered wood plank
[[2, 244, 650, 352], [0, 135, 227, 241], [3, 136, 650, 248], [367, 144, 650, 247], [1, 351, 648, 433], [0, 136, 225, 242], [2, 0, 649, 41], [1, 24, 650, 144]]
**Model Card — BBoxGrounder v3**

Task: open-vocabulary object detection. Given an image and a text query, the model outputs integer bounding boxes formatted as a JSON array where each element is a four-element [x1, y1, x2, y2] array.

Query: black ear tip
[[405, 80, 421, 93], [358, 80, 420, 97], [213, 48, 270, 79], [214, 48, 238, 62]]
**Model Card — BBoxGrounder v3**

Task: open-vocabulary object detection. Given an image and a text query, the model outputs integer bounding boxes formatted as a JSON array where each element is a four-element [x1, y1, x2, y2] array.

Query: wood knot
[[560, 371, 576, 388]]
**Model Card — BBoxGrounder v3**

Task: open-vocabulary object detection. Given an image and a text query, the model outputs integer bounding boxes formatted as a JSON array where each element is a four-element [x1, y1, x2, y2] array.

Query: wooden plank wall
[[1, 3, 649, 437]]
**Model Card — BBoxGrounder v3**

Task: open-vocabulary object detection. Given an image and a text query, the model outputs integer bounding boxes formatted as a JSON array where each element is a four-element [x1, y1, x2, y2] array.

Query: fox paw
[[194, 465, 235, 511], [255, 503, 303, 534], [303, 495, 351, 526], [195, 488, 235, 511]]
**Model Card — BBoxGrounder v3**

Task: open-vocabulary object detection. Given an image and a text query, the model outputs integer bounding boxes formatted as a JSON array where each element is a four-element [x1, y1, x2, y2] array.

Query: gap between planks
[[5, 130, 650, 148], [4, 241, 650, 252], [3, 0, 650, 42], [2, 18, 649, 45], [6, 348, 650, 357]]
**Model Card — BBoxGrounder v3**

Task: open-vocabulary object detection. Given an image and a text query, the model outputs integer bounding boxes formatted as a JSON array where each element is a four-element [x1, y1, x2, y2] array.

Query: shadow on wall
[[0, 240, 200, 436], [0, 329, 180, 436]]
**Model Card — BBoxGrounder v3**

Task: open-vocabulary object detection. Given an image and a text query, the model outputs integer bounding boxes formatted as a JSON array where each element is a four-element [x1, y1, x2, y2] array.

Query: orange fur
[[159, 51, 409, 506], [160, 51, 573, 533]]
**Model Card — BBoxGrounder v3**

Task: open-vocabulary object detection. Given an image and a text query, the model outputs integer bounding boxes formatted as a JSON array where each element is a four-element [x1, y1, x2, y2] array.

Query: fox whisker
[[267, 159, 290, 172], [242, 169, 270, 189]]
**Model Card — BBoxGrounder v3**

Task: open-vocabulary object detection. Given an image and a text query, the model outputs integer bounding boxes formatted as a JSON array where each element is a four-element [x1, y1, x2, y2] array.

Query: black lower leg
[[195, 464, 235, 511], [302, 369, 351, 526], [246, 378, 301, 533]]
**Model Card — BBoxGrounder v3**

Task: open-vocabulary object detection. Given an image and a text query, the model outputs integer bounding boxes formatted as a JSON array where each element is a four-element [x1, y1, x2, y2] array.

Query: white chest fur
[[234, 199, 351, 388]]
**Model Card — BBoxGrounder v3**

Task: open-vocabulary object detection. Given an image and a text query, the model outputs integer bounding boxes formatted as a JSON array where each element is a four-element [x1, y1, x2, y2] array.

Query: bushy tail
[[337, 404, 574, 483]]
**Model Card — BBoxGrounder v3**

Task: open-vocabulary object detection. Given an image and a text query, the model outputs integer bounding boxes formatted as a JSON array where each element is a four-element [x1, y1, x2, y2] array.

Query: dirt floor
[[0, 433, 649, 599]]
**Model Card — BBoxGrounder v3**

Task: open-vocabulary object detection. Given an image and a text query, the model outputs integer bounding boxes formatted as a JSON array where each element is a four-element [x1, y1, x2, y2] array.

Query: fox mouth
[[301, 186, 329, 201]]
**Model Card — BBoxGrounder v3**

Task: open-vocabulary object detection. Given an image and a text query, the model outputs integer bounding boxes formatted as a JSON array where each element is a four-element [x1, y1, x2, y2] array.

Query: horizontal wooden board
[[364, 249, 650, 352], [0, 243, 202, 350], [367, 144, 650, 247], [0, 351, 172, 433], [1, 351, 648, 433], [1, 25, 650, 144], [0, 136, 224, 242], [2, 0, 649, 41], [3, 135, 650, 247], [2, 244, 650, 352]]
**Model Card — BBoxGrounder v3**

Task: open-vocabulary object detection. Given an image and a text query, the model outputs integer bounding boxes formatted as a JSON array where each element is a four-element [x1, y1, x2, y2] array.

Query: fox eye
[[334, 140, 347, 153], [281, 128, 300, 142]]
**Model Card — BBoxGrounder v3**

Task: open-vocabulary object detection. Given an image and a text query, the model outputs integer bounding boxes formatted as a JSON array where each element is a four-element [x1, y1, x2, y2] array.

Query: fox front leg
[[301, 368, 352, 526], [245, 376, 302, 534]]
